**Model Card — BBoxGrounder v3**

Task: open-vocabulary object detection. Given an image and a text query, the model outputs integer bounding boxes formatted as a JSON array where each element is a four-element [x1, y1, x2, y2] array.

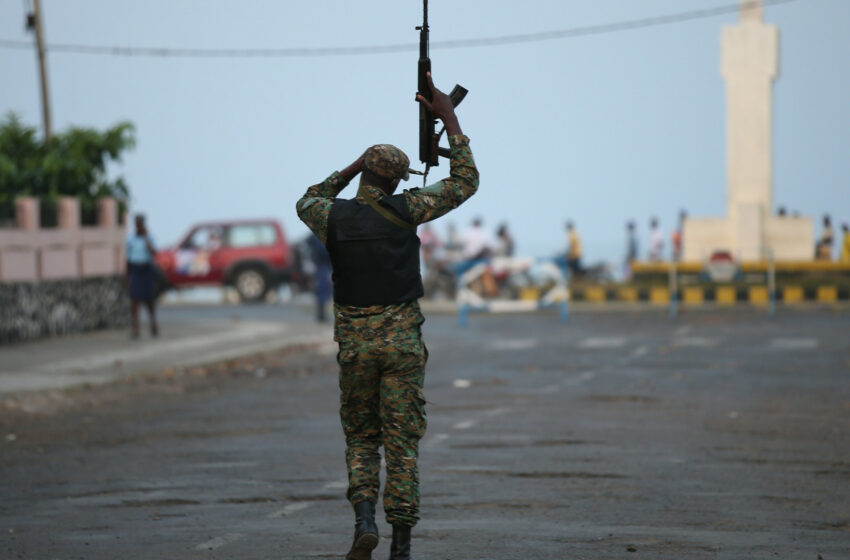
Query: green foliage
[[0, 113, 135, 225]]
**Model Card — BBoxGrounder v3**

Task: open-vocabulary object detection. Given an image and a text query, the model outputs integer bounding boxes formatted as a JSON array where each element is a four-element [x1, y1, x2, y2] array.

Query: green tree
[[0, 113, 135, 226]]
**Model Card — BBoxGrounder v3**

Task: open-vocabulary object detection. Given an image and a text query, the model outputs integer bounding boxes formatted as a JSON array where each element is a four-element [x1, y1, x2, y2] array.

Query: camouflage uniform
[[296, 135, 478, 526]]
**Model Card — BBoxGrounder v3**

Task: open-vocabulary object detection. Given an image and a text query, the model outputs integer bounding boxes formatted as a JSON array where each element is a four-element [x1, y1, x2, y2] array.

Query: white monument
[[683, 0, 813, 262]]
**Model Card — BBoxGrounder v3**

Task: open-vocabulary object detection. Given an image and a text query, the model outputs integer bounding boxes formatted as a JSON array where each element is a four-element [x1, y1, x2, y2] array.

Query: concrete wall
[[764, 216, 814, 261], [683, 215, 814, 263], [0, 276, 129, 344], [0, 197, 129, 344], [0, 197, 125, 282]]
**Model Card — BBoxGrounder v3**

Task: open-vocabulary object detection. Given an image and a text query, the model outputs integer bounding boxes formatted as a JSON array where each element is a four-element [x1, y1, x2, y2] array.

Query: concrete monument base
[[684, 212, 813, 262]]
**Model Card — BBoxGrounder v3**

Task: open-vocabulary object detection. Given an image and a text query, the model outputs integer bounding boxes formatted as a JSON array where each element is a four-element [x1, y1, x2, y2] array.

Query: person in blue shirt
[[125, 214, 159, 338], [306, 233, 332, 322]]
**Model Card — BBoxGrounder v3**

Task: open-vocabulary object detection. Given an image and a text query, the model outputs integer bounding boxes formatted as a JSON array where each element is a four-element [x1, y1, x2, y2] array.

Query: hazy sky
[[2, 0, 848, 263]]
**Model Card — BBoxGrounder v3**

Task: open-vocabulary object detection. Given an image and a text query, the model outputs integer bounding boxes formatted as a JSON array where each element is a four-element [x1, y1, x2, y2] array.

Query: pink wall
[[0, 197, 127, 283]]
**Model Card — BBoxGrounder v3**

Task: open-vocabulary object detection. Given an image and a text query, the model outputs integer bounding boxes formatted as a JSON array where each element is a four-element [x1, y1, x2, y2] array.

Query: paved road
[[0, 301, 332, 394], [2, 308, 849, 559]]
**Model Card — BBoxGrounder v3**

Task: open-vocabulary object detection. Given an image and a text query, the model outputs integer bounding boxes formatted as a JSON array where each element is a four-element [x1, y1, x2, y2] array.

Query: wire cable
[[0, 0, 799, 58]]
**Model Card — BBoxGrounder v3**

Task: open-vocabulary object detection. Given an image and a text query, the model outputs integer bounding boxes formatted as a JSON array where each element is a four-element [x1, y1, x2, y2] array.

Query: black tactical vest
[[326, 194, 423, 306]]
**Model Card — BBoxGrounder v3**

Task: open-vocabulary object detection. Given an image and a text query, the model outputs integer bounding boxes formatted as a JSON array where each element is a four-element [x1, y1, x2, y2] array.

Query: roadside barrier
[[568, 284, 849, 303], [573, 253, 848, 322], [450, 256, 848, 326]]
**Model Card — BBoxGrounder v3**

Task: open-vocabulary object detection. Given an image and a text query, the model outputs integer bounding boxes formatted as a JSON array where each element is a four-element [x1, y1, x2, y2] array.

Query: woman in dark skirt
[[126, 214, 159, 338]]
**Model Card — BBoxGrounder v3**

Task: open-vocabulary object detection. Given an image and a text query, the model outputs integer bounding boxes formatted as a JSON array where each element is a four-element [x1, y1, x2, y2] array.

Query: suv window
[[183, 225, 225, 250], [227, 224, 277, 248]]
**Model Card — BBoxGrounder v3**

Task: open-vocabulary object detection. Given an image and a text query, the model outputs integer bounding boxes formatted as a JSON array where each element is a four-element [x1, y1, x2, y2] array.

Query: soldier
[[296, 72, 478, 560]]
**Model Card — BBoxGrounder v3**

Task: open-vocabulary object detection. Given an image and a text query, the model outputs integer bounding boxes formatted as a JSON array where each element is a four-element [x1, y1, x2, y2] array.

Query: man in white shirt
[[649, 217, 665, 261], [461, 217, 491, 261]]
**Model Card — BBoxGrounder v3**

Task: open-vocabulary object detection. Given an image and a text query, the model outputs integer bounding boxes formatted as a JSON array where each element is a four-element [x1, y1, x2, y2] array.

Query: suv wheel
[[234, 267, 268, 303]]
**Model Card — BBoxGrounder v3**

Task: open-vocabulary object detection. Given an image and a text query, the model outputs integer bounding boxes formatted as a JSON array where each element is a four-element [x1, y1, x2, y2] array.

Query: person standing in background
[[418, 222, 441, 273], [566, 221, 582, 276], [461, 217, 492, 261], [671, 210, 686, 261], [649, 217, 664, 261], [461, 217, 497, 296], [307, 233, 333, 322], [817, 214, 834, 261], [125, 214, 159, 339], [443, 222, 463, 264], [624, 221, 638, 279], [840, 223, 850, 263], [494, 223, 515, 257]]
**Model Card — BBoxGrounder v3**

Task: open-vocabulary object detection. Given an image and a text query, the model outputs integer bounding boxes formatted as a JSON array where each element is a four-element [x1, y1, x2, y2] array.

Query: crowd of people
[[411, 208, 850, 285], [298, 210, 850, 315], [417, 218, 516, 269], [410, 212, 691, 284]]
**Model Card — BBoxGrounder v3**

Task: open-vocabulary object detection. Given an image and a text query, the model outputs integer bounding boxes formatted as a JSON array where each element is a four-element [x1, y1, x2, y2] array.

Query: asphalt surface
[[0, 300, 332, 394], [2, 307, 849, 559]]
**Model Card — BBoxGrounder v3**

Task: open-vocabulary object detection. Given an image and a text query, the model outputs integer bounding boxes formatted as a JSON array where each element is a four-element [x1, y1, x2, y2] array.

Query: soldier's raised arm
[[405, 72, 479, 224]]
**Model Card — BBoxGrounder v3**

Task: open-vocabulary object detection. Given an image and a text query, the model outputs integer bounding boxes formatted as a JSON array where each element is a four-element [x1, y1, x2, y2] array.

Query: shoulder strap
[[358, 188, 416, 232]]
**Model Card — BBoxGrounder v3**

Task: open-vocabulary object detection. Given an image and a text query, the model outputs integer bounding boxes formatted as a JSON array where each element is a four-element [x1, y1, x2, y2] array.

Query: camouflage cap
[[364, 144, 410, 181]]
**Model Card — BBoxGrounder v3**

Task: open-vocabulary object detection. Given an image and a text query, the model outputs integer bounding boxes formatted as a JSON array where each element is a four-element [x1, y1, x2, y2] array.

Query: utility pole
[[27, 0, 52, 141]]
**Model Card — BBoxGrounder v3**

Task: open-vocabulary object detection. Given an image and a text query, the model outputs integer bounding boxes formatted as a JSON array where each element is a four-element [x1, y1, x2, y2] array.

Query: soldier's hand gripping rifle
[[416, 0, 467, 185]]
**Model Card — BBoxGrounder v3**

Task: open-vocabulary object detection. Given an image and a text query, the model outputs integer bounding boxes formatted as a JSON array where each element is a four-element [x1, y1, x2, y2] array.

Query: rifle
[[416, 0, 468, 184]]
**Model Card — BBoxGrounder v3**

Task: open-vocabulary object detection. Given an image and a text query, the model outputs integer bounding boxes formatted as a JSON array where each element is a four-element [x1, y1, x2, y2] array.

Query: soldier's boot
[[345, 501, 378, 560], [388, 524, 412, 560]]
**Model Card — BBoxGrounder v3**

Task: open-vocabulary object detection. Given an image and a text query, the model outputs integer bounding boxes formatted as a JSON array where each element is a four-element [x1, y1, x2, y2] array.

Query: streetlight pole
[[28, 0, 52, 141]]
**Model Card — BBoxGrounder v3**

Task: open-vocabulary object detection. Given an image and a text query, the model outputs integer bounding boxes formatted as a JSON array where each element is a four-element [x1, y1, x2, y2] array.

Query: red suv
[[155, 219, 292, 302]]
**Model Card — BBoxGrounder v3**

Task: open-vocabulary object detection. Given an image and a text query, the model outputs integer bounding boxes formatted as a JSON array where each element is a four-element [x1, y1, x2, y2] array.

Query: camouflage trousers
[[337, 330, 428, 527]]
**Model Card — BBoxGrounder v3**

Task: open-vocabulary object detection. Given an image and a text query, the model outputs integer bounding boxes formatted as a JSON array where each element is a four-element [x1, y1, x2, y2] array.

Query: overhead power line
[[0, 0, 799, 58]]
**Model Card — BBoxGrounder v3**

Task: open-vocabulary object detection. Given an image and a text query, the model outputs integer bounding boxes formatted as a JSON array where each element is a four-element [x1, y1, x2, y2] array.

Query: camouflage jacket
[[296, 134, 479, 340]]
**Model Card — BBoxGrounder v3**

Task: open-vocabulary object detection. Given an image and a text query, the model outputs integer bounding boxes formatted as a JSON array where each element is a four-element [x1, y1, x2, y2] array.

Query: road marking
[[436, 464, 505, 473], [323, 480, 348, 490], [424, 433, 451, 447], [562, 371, 596, 387], [631, 346, 649, 358], [771, 338, 819, 350], [195, 533, 244, 550], [675, 325, 692, 336], [483, 407, 510, 417], [188, 460, 258, 470], [453, 419, 478, 430], [579, 337, 626, 349], [487, 338, 539, 351], [673, 337, 718, 348], [268, 501, 313, 518], [453, 379, 472, 389]]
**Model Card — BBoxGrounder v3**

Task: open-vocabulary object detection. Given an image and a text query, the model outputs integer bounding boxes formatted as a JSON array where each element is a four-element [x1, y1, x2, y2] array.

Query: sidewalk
[[0, 307, 333, 396]]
